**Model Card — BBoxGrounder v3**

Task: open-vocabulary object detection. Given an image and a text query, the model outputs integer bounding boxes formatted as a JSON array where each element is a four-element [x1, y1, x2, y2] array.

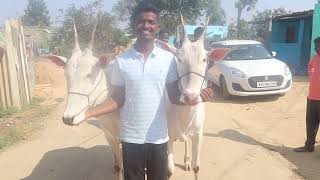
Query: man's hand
[[99, 53, 114, 66], [200, 87, 214, 102]]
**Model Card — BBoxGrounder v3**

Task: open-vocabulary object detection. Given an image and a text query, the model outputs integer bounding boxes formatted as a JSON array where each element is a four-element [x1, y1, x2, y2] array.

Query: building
[[270, 3, 320, 75]]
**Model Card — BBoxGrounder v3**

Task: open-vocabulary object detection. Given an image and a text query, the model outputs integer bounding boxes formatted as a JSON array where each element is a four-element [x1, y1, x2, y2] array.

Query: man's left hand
[[200, 87, 214, 102]]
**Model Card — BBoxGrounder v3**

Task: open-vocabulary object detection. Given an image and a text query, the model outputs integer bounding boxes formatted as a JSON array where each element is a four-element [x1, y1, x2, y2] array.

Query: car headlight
[[230, 68, 246, 78], [284, 65, 291, 76]]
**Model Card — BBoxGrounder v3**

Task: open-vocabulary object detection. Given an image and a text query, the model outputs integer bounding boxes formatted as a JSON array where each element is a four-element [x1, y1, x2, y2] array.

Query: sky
[[0, 0, 318, 26]]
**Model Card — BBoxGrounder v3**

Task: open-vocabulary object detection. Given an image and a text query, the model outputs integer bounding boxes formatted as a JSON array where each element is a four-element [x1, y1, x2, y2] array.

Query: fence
[[0, 19, 32, 109]]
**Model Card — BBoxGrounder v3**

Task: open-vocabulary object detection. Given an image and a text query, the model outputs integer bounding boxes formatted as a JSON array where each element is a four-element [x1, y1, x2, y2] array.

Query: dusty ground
[[0, 60, 319, 180], [33, 58, 66, 104]]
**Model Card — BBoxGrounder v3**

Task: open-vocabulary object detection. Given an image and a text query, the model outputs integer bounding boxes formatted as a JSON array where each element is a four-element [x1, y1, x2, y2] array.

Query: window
[[286, 26, 296, 43]]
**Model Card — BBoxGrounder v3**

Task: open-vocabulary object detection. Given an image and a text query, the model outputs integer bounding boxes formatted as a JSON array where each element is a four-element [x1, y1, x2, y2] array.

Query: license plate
[[257, 81, 277, 88]]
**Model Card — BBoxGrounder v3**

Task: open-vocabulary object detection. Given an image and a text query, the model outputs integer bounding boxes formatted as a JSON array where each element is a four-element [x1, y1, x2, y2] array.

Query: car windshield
[[220, 44, 273, 61]]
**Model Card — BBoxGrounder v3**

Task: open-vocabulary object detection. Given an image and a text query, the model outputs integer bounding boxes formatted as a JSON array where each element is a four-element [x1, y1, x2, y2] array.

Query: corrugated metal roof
[[273, 10, 314, 21]]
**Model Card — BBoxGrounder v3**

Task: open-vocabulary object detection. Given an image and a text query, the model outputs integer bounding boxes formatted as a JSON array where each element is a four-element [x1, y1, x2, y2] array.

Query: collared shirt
[[308, 55, 320, 100], [111, 44, 179, 144]]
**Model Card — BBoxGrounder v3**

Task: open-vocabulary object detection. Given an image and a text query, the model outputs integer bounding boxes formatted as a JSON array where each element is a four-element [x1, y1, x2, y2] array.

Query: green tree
[[22, 0, 50, 26], [202, 0, 226, 25], [228, 20, 253, 40], [50, 0, 129, 57], [235, 0, 258, 33], [229, 8, 289, 41], [113, 0, 226, 32], [251, 8, 289, 41]]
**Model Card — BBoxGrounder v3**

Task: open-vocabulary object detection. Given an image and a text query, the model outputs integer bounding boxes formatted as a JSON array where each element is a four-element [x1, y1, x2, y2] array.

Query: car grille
[[248, 75, 284, 88]]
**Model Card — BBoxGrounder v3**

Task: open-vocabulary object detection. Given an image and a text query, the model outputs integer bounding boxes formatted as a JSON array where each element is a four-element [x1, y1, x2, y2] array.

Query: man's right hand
[[99, 53, 114, 66]]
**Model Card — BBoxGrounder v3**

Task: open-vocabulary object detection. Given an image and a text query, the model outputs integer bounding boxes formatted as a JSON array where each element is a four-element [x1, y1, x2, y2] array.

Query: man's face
[[315, 42, 320, 55], [160, 33, 169, 43], [133, 11, 159, 41]]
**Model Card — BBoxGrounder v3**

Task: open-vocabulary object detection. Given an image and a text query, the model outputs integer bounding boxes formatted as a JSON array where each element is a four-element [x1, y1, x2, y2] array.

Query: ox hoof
[[185, 162, 191, 171], [193, 166, 200, 173], [113, 165, 121, 173], [179, 134, 187, 142]]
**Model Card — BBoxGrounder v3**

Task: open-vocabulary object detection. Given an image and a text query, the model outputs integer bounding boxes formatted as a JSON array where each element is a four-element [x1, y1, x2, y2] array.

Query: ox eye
[[86, 74, 91, 79], [203, 59, 206, 62]]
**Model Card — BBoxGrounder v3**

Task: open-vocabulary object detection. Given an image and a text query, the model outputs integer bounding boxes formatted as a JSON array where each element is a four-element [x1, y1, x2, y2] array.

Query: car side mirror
[[272, 51, 277, 57], [208, 48, 231, 62]]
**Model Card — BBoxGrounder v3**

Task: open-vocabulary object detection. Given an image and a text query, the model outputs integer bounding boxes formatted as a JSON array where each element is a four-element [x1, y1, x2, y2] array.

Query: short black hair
[[194, 27, 204, 36], [314, 37, 320, 44], [159, 29, 170, 36], [130, 1, 159, 28]]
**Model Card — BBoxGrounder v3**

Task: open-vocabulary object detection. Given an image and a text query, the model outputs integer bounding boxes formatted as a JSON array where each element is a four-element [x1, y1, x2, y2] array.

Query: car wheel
[[220, 76, 231, 99]]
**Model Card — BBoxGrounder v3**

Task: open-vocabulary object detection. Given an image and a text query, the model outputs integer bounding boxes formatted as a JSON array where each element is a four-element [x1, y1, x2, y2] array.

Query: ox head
[[45, 20, 110, 125], [175, 15, 229, 103]]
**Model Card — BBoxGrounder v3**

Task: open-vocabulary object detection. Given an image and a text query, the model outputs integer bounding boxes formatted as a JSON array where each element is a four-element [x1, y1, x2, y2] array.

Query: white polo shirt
[[111, 45, 178, 144]]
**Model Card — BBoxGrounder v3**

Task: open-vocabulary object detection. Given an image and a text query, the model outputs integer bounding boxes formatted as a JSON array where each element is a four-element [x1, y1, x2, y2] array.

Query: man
[[193, 26, 204, 42], [159, 29, 170, 43], [156, 29, 170, 50], [84, 2, 213, 180], [294, 37, 320, 152]]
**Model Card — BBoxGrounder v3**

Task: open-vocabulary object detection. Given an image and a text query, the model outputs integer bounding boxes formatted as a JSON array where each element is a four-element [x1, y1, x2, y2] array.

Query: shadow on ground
[[204, 129, 320, 180], [22, 145, 117, 180]]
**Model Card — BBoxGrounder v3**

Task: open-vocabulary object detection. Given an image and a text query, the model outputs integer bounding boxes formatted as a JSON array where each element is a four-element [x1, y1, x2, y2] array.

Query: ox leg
[[103, 132, 123, 180], [191, 133, 202, 180], [184, 138, 191, 171], [168, 139, 175, 179]]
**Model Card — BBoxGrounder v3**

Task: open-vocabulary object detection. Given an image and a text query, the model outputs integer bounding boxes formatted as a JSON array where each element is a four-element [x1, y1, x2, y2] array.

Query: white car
[[207, 40, 292, 98]]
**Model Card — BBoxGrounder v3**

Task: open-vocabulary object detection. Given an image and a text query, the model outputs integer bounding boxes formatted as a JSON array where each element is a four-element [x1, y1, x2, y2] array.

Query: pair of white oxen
[[46, 16, 229, 180]]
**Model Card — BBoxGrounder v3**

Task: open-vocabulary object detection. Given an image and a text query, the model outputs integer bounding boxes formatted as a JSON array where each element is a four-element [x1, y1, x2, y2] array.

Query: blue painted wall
[[271, 21, 300, 43], [185, 25, 228, 39], [271, 17, 313, 73], [311, 4, 320, 57], [300, 17, 313, 67], [271, 43, 300, 68]]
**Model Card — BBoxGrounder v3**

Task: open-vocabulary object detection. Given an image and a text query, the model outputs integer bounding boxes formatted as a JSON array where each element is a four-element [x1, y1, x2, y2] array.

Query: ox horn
[[180, 13, 189, 44], [199, 16, 210, 42], [73, 20, 80, 52], [88, 14, 100, 51]]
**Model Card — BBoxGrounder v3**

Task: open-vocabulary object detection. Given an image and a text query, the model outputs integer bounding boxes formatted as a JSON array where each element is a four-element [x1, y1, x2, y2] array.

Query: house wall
[[184, 25, 228, 39], [271, 20, 301, 69], [271, 17, 313, 72], [311, 3, 320, 58], [271, 21, 300, 43], [300, 17, 313, 67]]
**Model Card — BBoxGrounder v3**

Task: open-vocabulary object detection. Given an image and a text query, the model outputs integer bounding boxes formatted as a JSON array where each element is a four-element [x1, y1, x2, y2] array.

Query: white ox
[[46, 18, 229, 180], [45, 23, 123, 180], [164, 15, 230, 180]]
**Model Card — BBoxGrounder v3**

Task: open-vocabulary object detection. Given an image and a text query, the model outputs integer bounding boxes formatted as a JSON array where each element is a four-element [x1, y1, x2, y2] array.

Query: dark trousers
[[122, 142, 168, 180], [305, 98, 320, 148]]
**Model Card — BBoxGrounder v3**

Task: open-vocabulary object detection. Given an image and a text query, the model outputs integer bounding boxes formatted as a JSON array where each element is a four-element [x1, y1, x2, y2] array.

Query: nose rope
[[67, 73, 107, 118], [177, 72, 207, 95], [176, 60, 210, 95]]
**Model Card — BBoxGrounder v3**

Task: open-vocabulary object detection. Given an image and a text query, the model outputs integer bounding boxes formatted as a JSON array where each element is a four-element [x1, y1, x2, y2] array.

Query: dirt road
[[0, 61, 319, 180]]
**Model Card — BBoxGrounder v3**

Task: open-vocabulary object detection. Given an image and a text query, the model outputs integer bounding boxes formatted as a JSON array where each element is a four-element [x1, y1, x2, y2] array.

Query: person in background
[[159, 29, 170, 43], [193, 26, 204, 42]]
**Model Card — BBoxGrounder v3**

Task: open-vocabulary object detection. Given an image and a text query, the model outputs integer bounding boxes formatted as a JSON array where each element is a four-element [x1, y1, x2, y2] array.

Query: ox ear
[[208, 48, 231, 62], [42, 55, 67, 67]]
